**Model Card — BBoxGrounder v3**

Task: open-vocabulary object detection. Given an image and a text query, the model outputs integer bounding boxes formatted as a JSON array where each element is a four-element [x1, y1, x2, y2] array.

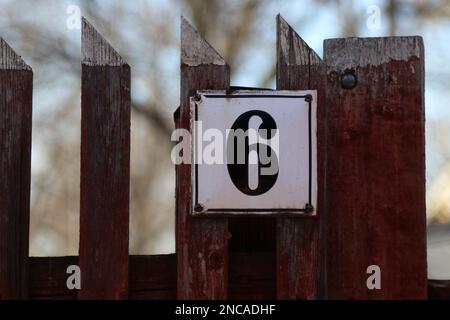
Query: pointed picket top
[[181, 16, 226, 67], [277, 14, 322, 66], [82, 17, 126, 66], [0, 37, 31, 71]]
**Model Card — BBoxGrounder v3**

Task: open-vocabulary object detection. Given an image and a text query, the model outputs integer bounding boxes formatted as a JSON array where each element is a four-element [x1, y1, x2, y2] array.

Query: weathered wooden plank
[[275, 15, 326, 299], [79, 18, 130, 299], [428, 280, 450, 300], [229, 252, 275, 300], [29, 255, 176, 300], [0, 38, 32, 299], [177, 17, 230, 299], [29, 256, 78, 300], [28, 253, 276, 300], [324, 37, 427, 299], [129, 255, 177, 300], [27, 256, 450, 300]]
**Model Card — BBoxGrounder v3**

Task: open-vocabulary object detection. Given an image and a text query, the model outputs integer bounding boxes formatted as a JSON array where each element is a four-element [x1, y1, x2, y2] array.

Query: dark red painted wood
[[229, 217, 275, 252], [275, 15, 326, 299], [229, 252, 275, 300], [29, 256, 78, 300], [28, 253, 275, 300], [26, 255, 450, 300], [79, 18, 130, 299], [0, 38, 32, 300], [428, 280, 450, 300], [324, 37, 427, 299], [177, 17, 230, 299], [129, 255, 177, 299]]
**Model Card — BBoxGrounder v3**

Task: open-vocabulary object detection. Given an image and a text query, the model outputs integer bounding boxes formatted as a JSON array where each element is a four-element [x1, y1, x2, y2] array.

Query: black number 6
[[226, 110, 279, 196]]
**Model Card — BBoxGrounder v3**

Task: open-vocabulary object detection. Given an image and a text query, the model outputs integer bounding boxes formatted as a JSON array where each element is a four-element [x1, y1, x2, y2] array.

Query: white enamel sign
[[190, 90, 317, 215]]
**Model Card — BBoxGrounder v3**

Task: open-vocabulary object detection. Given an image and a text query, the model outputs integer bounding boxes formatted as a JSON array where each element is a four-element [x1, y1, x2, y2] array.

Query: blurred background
[[0, 0, 449, 279]]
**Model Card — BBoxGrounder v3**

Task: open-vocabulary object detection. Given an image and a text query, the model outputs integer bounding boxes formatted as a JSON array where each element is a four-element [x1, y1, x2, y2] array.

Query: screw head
[[304, 203, 314, 214], [194, 92, 202, 101], [304, 94, 313, 103], [194, 203, 205, 213], [341, 72, 357, 90]]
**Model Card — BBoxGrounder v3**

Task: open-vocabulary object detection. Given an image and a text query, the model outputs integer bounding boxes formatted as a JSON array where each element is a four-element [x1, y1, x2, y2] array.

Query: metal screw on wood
[[194, 203, 205, 213], [194, 92, 202, 102], [304, 203, 314, 214], [341, 72, 357, 89]]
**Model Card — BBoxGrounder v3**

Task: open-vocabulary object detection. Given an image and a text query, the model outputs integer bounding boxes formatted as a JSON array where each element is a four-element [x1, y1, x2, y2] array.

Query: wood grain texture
[[29, 256, 176, 300], [79, 18, 130, 299], [25, 256, 450, 300], [29, 256, 78, 300], [0, 38, 32, 299], [275, 15, 326, 299], [324, 37, 427, 299], [28, 254, 276, 300], [177, 17, 230, 299]]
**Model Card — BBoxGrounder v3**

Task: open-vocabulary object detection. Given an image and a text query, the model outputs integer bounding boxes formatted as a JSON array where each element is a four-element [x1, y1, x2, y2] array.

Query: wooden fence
[[0, 16, 448, 300]]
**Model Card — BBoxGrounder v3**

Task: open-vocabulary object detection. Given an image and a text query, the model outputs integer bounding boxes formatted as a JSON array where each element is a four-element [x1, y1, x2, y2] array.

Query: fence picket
[[0, 38, 33, 299], [324, 36, 427, 299], [78, 18, 130, 299], [275, 15, 327, 299], [176, 17, 230, 299]]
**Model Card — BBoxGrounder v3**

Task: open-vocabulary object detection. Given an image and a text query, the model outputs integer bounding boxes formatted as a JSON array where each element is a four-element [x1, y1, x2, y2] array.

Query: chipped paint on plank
[[324, 36, 423, 71]]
